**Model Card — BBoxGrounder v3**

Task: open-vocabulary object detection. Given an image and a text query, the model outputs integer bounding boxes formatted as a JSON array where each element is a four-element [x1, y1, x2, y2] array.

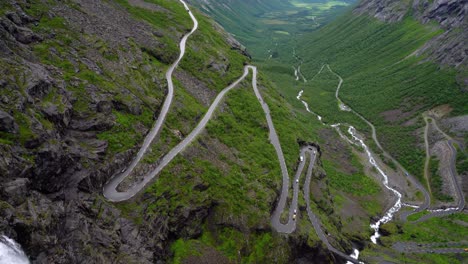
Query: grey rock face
[[0, 110, 18, 133], [2, 178, 29, 205], [0, 0, 255, 263], [69, 114, 115, 132], [32, 143, 75, 193], [354, 0, 467, 68], [354, 0, 411, 22], [0, 18, 42, 44], [415, 0, 467, 29]]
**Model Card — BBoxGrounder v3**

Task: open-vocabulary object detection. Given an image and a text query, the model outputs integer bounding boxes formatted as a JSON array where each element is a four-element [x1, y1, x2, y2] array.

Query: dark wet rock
[[24, 137, 44, 149], [415, 0, 467, 29], [26, 76, 52, 99], [5, 12, 22, 25], [112, 99, 141, 115], [153, 30, 164, 38], [0, 18, 42, 44], [0, 79, 7, 88], [223, 27, 250, 58], [174, 69, 216, 106], [32, 142, 75, 193], [66, 136, 108, 161], [78, 149, 134, 193], [6, 8, 36, 26], [0, 110, 18, 133], [80, 58, 103, 75], [42, 104, 71, 127], [354, 0, 411, 22], [96, 100, 113, 114], [193, 182, 209, 192], [0, 0, 257, 263], [70, 113, 115, 131], [17, 30, 42, 45], [2, 178, 29, 205], [0, 145, 32, 179]]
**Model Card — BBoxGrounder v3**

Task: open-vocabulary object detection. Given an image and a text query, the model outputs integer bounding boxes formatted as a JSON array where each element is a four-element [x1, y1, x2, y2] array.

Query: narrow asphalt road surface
[[326, 65, 431, 221], [414, 139, 465, 222], [270, 147, 314, 233], [103, 0, 198, 201], [102, 2, 464, 262], [302, 148, 361, 264], [325, 64, 431, 223], [101, 3, 360, 261]]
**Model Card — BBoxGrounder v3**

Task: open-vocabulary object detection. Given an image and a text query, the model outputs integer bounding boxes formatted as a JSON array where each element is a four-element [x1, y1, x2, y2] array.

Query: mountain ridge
[[354, 0, 467, 69]]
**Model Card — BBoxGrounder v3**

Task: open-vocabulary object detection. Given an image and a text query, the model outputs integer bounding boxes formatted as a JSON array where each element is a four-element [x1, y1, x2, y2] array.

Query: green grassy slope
[[188, 0, 289, 47], [90, 1, 382, 262], [189, 0, 358, 59]]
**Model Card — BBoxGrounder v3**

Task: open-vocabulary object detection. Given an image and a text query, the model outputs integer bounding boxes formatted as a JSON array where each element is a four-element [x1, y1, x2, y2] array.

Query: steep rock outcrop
[[354, 0, 468, 68], [0, 0, 264, 263]]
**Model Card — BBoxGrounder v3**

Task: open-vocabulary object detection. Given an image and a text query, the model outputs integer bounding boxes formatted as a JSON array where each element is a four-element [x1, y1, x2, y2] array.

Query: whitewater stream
[[347, 126, 402, 244], [295, 64, 406, 263], [0, 236, 29, 264]]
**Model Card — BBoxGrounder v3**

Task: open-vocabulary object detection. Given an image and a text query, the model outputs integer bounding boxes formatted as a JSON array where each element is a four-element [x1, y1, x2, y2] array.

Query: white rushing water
[[347, 126, 402, 244], [293, 66, 299, 81], [0, 236, 29, 264], [402, 203, 419, 209], [428, 207, 459, 213], [346, 248, 364, 264], [296, 64, 404, 262], [296, 90, 322, 121]]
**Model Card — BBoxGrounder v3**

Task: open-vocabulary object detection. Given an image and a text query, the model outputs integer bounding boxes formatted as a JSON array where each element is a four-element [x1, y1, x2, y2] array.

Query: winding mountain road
[[325, 65, 432, 222], [103, 0, 199, 202], [324, 65, 435, 224], [102, 1, 465, 261], [412, 117, 465, 222], [302, 148, 361, 264], [298, 63, 465, 259], [101, 3, 362, 262], [423, 116, 433, 196]]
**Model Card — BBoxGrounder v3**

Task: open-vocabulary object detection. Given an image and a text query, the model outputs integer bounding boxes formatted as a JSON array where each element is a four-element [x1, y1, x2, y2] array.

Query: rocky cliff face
[[0, 0, 346, 263], [0, 0, 174, 262], [0, 0, 245, 262], [354, 0, 467, 69]]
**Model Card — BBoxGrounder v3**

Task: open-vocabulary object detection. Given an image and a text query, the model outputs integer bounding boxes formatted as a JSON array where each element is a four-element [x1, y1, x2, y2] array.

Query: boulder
[[26, 78, 51, 99], [5, 12, 22, 25], [112, 99, 142, 115], [2, 178, 29, 205], [69, 113, 115, 131], [32, 143, 75, 193], [96, 100, 113, 114], [42, 103, 72, 127], [0, 18, 42, 44], [0, 110, 18, 133]]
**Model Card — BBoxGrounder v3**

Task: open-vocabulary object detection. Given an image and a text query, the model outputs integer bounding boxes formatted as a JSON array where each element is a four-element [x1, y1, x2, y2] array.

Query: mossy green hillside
[[295, 14, 467, 177], [363, 213, 468, 264]]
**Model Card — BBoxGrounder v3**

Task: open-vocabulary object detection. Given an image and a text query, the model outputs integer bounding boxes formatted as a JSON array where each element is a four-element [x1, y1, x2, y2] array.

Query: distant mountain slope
[[188, 0, 359, 57], [187, 0, 290, 47], [296, 0, 467, 180], [354, 0, 467, 68]]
